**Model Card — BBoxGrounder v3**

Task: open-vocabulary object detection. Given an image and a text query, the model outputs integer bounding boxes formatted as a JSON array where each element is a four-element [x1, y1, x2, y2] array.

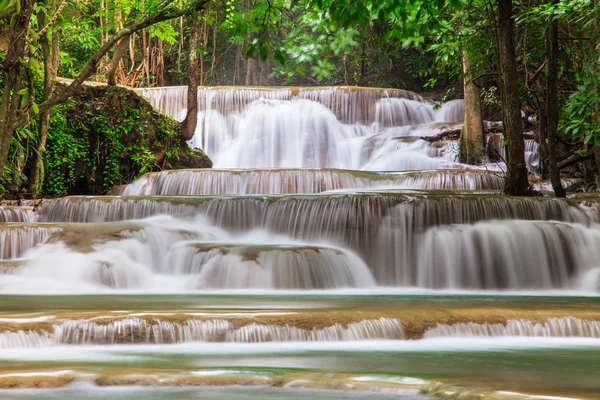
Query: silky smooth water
[[2, 86, 598, 399]]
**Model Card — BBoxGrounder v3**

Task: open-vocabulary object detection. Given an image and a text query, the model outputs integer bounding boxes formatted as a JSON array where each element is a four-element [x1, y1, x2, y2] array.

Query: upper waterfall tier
[[123, 169, 504, 195], [135, 86, 434, 124], [136, 86, 468, 170]]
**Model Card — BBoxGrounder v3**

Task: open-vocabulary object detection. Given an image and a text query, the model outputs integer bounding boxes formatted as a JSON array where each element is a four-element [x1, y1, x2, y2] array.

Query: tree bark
[[107, 34, 130, 86], [497, 0, 531, 195], [460, 49, 484, 164], [0, 0, 36, 177], [29, 15, 61, 195], [182, 17, 200, 141], [545, 18, 565, 197], [245, 57, 259, 86]]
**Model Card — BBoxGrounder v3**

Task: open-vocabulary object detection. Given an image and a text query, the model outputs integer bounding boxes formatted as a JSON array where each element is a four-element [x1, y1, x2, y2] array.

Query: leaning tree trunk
[[29, 13, 61, 195], [181, 17, 200, 141], [0, 0, 35, 178], [460, 49, 484, 164], [107, 34, 130, 86], [497, 0, 531, 195], [545, 18, 565, 197]]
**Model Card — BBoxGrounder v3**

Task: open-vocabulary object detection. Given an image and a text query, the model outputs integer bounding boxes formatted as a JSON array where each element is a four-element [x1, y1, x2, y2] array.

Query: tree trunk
[[29, 15, 60, 195], [182, 17, 200, 141], [497, 0, 531, 195], [0, 0, 35, 177], [245, 57, 259, 86], [460, 49, 484, 164], [545, 18, 565, 197], [107, 34, 130, 86]]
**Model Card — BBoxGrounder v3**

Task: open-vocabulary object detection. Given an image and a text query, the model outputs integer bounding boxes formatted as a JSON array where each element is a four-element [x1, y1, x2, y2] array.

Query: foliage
[[44, 87, 185, 196], [563, 69, 600, 146]]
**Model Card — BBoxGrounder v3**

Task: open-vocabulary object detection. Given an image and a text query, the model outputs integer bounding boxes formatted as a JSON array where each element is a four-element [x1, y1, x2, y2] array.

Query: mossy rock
[[45, 84, 212, 196]]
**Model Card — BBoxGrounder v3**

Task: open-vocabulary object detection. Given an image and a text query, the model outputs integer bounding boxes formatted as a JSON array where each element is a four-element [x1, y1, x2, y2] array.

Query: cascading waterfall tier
[[18, 194, 599, 290], [168, 242, 375, 289], [0, 216, 373, 291], [423, 317, 600, 338], [395, 220, 600, 289], [123, 168, 505, 196], [0, 317, 404, 348], [0, 207, 37, 223], [136, 86, 426, 124], [37, 193, 594, 225], [138, 86, 471, 170]]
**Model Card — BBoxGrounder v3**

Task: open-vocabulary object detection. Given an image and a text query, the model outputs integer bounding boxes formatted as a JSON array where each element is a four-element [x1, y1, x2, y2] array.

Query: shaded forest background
[[0, 0, 599, 197]]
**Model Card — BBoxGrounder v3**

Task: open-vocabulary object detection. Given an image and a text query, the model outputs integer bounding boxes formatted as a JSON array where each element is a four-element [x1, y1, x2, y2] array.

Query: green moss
[[44, 85, 211, 196]]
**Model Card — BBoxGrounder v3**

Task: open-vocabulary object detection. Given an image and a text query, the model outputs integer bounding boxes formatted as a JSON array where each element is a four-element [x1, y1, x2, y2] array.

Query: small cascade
[[0, 259, 27, 275], [54, 318, 233, 344], [525, 139, 540, 173], [226, 318, 404, 342], [167, 242, 376, 289], [0, 207, 37, 223], [434, 99, 465, 123], [393, 220, 600, 289], [38, 193, 593, 226], [123, 169, 505, 196], [485, 133, 541, 174], [374, 98, 435, 127], [0, 330, 53, 348], [423, 317, 600, 338], [0, 225, 62, 260], [0, 318, 404, 347], [191, 99, 360, 169], [135, 87, 189, 120], [297, 87, 423, 124]]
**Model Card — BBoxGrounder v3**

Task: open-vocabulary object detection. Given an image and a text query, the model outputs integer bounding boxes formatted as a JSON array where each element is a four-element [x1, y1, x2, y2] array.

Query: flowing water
[[1, 86, 599, 399]]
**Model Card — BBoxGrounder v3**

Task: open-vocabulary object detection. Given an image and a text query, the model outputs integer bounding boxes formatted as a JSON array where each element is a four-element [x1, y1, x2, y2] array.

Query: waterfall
[[136, 86, 425, 124], [423, 317, 600, 338], [0, 225, 62, 260], [0, 215, 374, 291], [0, 318, 404, 348], [122, 169, 505, 196], [8, 196, 592, 290], [374, 98, 435, 126], [167, 242, 375, 289], [37, 193, 594, 226], [137, 86, 468, 170], [435, 99, 465, 123], [0, 207, 37, 223], [392, 220, 600, 289]]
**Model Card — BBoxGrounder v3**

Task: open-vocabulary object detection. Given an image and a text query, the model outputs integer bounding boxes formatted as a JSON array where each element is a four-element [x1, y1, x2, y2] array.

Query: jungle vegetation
[[0, 0, 598, 197]]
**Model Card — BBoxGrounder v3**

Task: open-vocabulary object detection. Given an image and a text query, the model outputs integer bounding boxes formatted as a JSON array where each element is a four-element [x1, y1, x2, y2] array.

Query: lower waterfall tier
[[0, 212, 599, 291]]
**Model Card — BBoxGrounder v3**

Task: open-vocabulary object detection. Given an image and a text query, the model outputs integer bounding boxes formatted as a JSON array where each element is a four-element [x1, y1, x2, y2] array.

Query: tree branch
[[526, 61, 546, 88], [558, 153, 594, 170], [10, 0, 211, 131]]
